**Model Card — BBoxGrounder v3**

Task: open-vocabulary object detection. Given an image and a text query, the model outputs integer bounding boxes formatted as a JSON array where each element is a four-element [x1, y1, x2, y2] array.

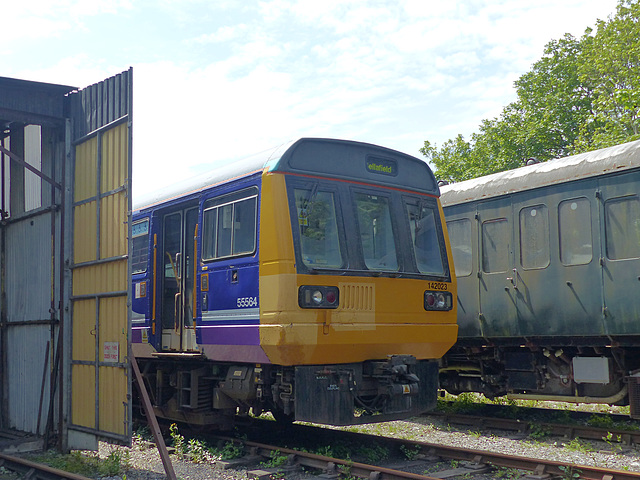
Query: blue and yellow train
[[131, 138, 458, 427]]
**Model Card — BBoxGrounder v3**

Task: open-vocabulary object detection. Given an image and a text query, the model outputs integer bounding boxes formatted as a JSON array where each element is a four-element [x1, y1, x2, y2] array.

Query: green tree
[[423, 0, 640, 181], [577, 0, 640, 149]]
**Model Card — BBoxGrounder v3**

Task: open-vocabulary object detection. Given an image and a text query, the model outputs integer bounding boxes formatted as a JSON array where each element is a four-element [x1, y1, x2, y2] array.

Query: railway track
[[427, 403, 640, 444], [0, 452, 93, 480], [210, 422, 640, 480], [426, 410, 640, 445]]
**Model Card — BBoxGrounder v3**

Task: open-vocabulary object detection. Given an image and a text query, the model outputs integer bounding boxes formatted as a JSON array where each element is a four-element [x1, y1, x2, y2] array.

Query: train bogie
[[440, 140, 640, 409], [131, 138, 458, 427]]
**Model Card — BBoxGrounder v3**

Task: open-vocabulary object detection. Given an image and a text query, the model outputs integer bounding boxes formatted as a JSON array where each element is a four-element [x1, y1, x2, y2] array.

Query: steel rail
[[214, 434, 443, 480], [0, 452, 92, 480], [218, 423, 640, 480], [347, 429, 640, 480], [427, 410, 640, 445]]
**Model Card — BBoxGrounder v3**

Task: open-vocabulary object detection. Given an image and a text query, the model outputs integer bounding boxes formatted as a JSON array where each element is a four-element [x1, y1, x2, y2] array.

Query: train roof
[[440, 139, 640, 206], [135, 137, 438, 211]]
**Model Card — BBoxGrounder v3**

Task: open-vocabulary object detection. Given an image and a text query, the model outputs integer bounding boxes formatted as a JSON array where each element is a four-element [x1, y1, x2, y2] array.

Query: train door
[[476, 199, 517, 337], [160, 207, 199, 351], [551, 185, 605, 335], [444, 207, 481, 338], [598, 172, 640, 335], [511, 193, 558, 336]]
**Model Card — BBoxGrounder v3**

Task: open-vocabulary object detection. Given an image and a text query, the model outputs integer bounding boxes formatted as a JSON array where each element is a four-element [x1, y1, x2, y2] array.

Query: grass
[[27, 448, 130, 478]]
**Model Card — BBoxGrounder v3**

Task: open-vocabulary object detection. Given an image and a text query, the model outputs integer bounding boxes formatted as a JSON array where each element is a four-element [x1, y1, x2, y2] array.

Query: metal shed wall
[[0, 83, 68, 441], [0, 70, 131, 452], [5, 213, 57, 433]]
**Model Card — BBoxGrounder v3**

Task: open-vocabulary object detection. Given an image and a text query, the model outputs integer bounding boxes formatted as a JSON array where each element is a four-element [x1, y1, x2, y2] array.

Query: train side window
[[519, 205, 550, 269], [558, 198, 593, 265], [131, 218, 150, 274], [217, 204, 233, 257], [605, 195, 640, 260], [482, 218, 509, 273], [355, 193, 398, 271], [202, 208, 217, 259], [233, 197, 257, 254], [202, 188, 258, 261], [294, 188, 343, 268], [406, 202, 444, 275], [446, 218, 472, 277]]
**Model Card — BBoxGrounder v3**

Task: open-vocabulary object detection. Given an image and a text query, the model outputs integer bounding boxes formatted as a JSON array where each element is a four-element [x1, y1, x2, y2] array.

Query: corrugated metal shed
[[66, 70, 132, 448], [0, 76, 75, 125], [5, 215, 54, 433], [0, 70, 132, 452]]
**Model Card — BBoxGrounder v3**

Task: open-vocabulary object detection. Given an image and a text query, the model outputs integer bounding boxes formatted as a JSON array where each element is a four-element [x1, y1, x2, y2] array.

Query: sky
[[4, 0, 619, 202]]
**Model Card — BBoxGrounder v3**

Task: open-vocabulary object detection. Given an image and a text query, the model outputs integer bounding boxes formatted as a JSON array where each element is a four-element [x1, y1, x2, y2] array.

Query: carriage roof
[[440, 140, 640, 206], [135, 137, 439, 211]]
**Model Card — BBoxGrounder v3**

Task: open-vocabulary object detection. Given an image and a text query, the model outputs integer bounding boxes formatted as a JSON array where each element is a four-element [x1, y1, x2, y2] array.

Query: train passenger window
[[446, 219, 472, 277], [294, 188, 343, 268], [202, 188, 258, 260], [217, 204, 233, 257], [482, 218, 509, 273], [233, 198, 257, 254], [406, 202, 444, 275], [202, 209, 217, 259], [519, 205, 549, 269], [559, 198, 592, 265], [131, 219, 149, 274], [605, 196, 640, 260], [355, 193, 398, 271]]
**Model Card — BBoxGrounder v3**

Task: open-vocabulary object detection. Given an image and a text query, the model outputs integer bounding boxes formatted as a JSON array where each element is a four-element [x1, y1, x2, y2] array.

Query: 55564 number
[[237, 296, 258, 308]]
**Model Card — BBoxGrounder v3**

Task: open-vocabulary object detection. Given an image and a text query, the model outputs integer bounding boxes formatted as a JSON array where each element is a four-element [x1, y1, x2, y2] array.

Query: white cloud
[[5, 0, 620, 200], [191, 24, 250, 44]]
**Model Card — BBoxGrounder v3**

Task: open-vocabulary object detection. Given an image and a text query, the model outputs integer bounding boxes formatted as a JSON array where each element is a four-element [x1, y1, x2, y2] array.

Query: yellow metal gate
[[68, 70, 132, 448]]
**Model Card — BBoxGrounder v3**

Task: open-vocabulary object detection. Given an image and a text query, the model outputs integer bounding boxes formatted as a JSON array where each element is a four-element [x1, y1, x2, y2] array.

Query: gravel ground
[[353, 415, 640, 472], [95, 412, 640, 480]]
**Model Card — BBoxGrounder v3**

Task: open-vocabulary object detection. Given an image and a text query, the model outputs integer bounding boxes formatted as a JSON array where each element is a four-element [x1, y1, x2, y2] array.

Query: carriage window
[[295, 188, 343, 268], [520, 205, 549, 269], [559, 198, 592, 265], [356, 193, 398, 271], [131, 219, 149, 274], [482, 218, 509, 273], [605, 196, 640, 260], [202, 189, 257, 260], [447, 218, 472, 277], [202, 209, 217, 259], [406, 202, 444, 275]]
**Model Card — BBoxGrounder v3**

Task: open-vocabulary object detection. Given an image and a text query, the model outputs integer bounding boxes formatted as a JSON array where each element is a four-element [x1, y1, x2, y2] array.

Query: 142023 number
[[237, 296, 258, 308]]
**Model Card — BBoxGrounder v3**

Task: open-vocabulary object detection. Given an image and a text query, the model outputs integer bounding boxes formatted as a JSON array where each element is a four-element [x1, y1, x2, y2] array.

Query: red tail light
[[424, 290, 453, 311], [298, 286, 340, 309]]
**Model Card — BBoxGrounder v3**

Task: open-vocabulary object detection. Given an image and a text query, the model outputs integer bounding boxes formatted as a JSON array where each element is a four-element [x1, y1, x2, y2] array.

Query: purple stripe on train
[[131, 327, 144, 343], [198, 324, 261, 345]]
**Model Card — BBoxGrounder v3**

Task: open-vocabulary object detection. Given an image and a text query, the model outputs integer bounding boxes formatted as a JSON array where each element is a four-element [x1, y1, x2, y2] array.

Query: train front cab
[[132, 138, 458, 426]]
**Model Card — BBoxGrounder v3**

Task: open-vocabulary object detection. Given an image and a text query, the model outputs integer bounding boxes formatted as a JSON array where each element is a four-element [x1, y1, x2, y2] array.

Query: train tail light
[[424, 291, 453, 311], [299, 286, 340, 309]]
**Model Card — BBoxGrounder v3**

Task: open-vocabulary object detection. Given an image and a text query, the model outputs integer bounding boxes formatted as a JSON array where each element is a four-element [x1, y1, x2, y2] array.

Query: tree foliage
[[423, 0, 640, 182]]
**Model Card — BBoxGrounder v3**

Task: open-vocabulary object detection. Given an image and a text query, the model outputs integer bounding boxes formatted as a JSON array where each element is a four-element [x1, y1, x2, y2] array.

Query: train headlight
[[312, 290, 324, 305], [299, 286, 340, 309], [424, 291, 453, 311]]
